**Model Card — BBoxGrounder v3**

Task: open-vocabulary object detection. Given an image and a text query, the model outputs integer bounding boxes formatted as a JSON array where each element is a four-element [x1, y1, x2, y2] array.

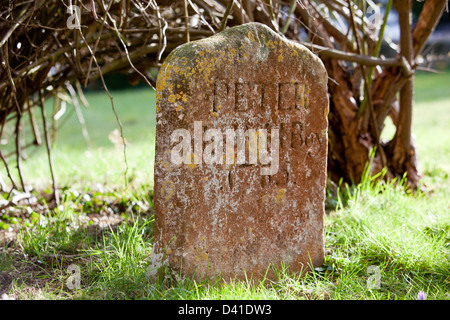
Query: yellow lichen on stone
[[273, 188, 286, 204], [304, 85, 310, 108], [290, 48, 299, 57], [297, 85, 306, 109], [265, 39, 275, 49], [195, 238, 208, 261], [168, 94, 176, 103], [161, 180, 175, 201], [199, 252, 208, 261], [159, 158, 175, 172], [221, 154, 228, 170], [247, 31, 255, 42], [186, 153, 197, 169], [277, 49, 283, 62], [163, 161, 172, 171]]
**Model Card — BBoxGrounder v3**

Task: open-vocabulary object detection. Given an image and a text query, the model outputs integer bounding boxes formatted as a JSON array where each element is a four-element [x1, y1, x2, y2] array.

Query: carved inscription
[[236, 83, 263, 111], [213, 81, 309, 112], [290, 122, 324, 148], [260, 168, 289, 189], [210, 80, 320, 192]]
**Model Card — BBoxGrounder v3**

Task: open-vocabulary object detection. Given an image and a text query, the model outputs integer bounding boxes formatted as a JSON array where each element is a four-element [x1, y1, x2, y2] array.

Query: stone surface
[[149, 22, 329, 281]]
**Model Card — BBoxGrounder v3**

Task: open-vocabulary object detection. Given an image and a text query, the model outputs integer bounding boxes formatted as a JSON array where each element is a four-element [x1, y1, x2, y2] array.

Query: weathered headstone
[[149, 22, 329, 281]]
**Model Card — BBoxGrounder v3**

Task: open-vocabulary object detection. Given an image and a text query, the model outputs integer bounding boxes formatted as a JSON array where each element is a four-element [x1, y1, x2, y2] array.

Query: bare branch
[[302, 42, 403, 68], [39, 89, 59, 205]]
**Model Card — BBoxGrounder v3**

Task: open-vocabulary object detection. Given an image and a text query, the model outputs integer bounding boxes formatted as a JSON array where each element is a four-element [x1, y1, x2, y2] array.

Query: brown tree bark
[[384, 0, 417, 185], [371, 0, 447, 186]]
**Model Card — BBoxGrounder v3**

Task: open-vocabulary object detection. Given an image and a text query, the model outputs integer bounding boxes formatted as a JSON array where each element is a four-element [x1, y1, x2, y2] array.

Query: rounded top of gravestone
[[156, 22, 328, 103]]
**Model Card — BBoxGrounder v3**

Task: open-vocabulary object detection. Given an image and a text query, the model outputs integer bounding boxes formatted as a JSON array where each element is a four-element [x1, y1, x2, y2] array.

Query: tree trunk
[[383, 0, 418, 186]]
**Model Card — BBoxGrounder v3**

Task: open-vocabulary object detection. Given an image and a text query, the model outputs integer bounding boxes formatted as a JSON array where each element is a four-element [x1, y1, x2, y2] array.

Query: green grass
[[412, 72, 450, 180], [0, 71, 449, 300], [6, 171, 448, 300], [1, 87, 156, 190], [324, 171, 449, 300]]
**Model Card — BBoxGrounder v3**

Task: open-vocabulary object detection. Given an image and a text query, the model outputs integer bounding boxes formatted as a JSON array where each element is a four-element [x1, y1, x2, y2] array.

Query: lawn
[[0, 71, 448, 300], [1, 86, 157, 190]]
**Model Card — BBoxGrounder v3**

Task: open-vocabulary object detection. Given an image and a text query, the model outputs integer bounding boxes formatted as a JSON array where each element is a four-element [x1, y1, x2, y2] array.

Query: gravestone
[[149, 22, 329, 281]]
